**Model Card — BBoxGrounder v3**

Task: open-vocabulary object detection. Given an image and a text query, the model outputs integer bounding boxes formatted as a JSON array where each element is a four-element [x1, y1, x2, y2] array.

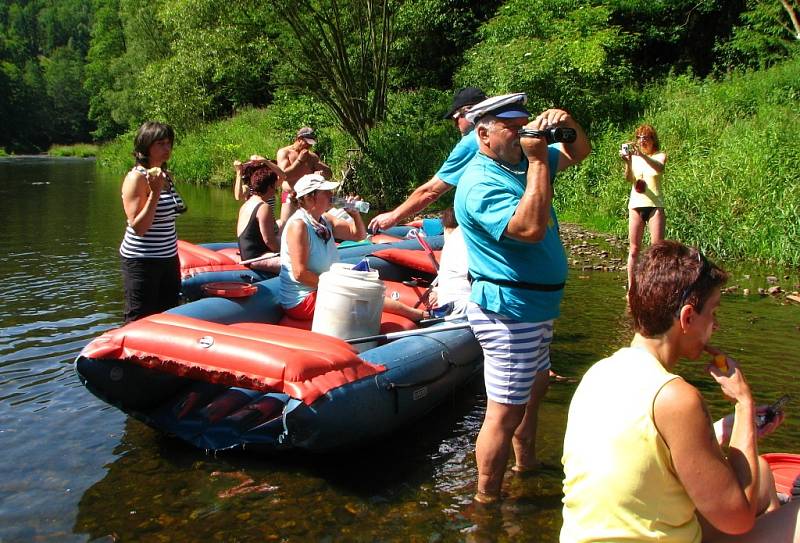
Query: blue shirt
[[279, 209, 338, 308], [435, 129, 479, 186], [453, 147, 567, 322]]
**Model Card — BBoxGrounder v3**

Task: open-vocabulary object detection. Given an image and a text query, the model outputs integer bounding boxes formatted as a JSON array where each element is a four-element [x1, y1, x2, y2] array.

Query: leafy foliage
[[454, 0, 636, 127], [0, 0, 93, 150], [391, 0, 501, 88], [271, 0, 394, 150], [715, 0, 800, 71]]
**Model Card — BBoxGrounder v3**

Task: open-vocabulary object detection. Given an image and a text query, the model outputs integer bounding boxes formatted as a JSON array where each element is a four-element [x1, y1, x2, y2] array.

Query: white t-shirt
[[434, 227, 472, 314]]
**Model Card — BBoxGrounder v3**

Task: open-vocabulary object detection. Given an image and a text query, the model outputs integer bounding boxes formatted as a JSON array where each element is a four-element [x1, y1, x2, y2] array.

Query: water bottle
[[332, 197, 370, 214]]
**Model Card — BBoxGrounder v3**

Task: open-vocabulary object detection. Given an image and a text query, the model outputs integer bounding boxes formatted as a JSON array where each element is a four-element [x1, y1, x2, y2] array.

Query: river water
[[0, 157, 798, 542]]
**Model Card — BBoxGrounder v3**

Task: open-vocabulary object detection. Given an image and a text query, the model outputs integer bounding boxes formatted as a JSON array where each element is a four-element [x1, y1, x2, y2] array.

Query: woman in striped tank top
[[119, 122, 186, 323]]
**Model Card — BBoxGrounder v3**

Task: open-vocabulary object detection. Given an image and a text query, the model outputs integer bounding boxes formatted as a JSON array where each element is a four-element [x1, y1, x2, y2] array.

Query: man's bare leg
[[474, 400, 526, 502], [511, 369, 550, 472]]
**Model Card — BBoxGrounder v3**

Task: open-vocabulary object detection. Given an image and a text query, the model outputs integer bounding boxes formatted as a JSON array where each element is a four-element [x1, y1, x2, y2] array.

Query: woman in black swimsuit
[[236, 161, 283, 273], [620, 124, 667, 292]]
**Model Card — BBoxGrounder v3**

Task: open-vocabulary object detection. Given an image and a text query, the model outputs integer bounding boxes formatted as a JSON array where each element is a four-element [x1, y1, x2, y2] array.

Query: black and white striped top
[[119, 166, 184, 259]]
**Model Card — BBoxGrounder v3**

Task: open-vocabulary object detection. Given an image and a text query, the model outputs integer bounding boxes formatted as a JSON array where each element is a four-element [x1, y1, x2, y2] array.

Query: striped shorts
[[467, 303, 554, 405]]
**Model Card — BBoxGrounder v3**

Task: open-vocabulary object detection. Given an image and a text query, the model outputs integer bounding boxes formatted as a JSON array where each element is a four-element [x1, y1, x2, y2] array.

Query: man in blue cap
[[368, 87, 486, 232], [453, 93, 590, 503]]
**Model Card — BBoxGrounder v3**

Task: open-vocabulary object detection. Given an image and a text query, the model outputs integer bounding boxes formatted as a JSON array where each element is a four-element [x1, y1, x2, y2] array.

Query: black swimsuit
[[634, 207, 657, 222], [238, 202, 274, 260]]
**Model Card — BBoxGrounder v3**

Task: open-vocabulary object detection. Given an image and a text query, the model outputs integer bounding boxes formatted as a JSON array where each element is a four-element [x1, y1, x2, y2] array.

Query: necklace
[[484, 153, 527, 176]]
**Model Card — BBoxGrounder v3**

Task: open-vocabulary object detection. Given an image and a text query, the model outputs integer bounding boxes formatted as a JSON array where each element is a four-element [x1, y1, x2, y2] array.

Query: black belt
[[468, 273, 565, 292]]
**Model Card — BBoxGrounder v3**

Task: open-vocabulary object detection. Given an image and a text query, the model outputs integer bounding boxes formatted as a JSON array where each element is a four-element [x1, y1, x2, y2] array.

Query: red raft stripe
[[763, 453, 800, 495], [79, 314, 385, 405], [371, 248, 441, 275]]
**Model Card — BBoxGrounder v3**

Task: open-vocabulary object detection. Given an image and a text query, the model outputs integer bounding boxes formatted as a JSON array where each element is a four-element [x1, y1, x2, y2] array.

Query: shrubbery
[[555, 57, 800, 265]]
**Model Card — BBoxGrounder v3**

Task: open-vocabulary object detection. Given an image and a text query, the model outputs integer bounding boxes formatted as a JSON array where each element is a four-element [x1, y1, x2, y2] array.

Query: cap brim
[[443, 107, 458, 120], [319, 181, 339, 191], [495, 109, 530, 119], [302, 138, 317, 145]]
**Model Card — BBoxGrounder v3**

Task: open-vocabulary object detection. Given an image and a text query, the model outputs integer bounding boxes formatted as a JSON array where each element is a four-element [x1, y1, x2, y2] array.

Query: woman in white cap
[[279, 174, 428, 322]]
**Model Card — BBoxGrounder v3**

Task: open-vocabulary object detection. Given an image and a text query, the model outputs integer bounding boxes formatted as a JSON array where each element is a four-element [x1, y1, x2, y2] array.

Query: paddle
[[417, 312, 466, 327], [346, 321, 471, 345], [239, 252, 279, 266]]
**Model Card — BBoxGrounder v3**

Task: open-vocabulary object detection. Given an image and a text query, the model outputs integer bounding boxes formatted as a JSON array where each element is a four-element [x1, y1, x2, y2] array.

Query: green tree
[[273, 0, 394, 150], [138, 0, 278, 130], [42, 44, 91, 142], [391, 0, 501, 88], [455, 0, 635, 126], [716, 0, 800, 70]]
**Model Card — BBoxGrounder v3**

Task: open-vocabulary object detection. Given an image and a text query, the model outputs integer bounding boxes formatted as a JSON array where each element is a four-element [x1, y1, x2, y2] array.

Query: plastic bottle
[[332, 197, 370, 214]]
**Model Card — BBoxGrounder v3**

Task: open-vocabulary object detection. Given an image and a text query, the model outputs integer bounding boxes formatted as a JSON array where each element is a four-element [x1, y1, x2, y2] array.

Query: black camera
[[518, 127, 577, 144]]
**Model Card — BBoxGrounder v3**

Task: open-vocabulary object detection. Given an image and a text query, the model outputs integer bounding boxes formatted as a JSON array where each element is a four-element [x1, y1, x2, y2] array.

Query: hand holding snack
[[145, 167, 165, 193]]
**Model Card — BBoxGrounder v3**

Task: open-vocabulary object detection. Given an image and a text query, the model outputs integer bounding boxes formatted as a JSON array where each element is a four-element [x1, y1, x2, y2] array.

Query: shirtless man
[[276, 127, 332, 224]]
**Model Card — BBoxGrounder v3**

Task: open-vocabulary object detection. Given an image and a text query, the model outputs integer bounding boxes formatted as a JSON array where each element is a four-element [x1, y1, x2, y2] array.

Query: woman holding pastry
[[119, 121, 187, 323]]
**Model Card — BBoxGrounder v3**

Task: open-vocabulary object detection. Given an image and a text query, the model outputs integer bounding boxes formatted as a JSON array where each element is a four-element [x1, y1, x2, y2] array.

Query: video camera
[[518, 127, 577, 144], [518, 126, 578, 145]]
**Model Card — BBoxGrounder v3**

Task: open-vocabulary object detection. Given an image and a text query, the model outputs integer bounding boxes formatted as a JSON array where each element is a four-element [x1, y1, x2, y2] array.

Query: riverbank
[[559, 222, 800, 307]]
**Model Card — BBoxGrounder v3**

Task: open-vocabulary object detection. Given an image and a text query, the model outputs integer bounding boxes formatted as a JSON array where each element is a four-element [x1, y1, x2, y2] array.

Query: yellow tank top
[[628, 153, 666, 209], [560, 347, 701, 543]]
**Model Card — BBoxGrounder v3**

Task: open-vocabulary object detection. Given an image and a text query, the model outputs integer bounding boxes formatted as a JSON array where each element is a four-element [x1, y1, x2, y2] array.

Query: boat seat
[[279, 311, 417, 335]]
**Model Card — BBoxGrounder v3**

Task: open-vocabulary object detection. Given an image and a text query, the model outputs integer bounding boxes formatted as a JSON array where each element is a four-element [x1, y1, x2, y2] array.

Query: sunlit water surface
[[0, 157, 797, 542]]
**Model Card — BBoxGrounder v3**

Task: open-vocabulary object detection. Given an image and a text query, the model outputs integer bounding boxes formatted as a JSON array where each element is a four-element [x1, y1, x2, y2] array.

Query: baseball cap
[[296, 126, 317, 145], [294, 173, 339, 198], [465, 93, 530, 124], [443, 87, 487, 119]]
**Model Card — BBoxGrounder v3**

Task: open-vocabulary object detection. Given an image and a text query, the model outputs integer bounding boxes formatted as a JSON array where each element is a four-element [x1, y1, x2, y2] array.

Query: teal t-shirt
[[453, 147, 567, 322], [435, 129, 479, 186]]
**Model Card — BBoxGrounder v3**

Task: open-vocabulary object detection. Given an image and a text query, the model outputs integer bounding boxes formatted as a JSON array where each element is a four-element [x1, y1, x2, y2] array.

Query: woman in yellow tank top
[[620, 124, 667, 292], [561, 241, 800, 542]]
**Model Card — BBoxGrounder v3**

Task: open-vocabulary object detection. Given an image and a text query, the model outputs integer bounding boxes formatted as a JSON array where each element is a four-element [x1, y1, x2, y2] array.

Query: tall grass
[[556, 57, 800, 265], [48, 143, 99, 157]]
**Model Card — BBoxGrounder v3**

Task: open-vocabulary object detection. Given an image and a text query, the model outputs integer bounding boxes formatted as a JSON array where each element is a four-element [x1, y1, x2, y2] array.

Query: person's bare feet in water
[[549, 369, 576, 383], [511, 461, 543, 474], [473, 490, 501, 505]]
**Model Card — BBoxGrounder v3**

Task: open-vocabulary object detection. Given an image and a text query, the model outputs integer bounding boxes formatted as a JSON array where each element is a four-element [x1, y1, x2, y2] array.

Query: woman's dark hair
[[247, 162, 279, 195], [634, 124, 660, 152], [241, 160, 278, 195], [133, 121, 175, 167], [629, 240, 728, 337], [441, 207, 458, 229]]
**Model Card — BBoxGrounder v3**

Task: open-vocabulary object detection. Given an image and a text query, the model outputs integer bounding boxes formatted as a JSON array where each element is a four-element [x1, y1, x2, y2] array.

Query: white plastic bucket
[[312, 263, 385, 352]]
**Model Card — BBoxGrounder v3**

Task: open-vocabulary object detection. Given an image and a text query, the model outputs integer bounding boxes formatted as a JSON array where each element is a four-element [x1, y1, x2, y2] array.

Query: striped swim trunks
[[467, 303, 554, 405]]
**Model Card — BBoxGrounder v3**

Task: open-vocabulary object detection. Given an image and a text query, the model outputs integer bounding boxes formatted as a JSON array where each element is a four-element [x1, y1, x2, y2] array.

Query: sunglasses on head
[[675, 251, 709, 317]]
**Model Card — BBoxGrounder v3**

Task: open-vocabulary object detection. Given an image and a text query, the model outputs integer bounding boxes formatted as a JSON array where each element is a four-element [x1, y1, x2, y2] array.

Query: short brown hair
[[248, 165, 279, 195], [242, 161, 279, 195], [133, 121, 175, 167], [629, 241, 728, 337]]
